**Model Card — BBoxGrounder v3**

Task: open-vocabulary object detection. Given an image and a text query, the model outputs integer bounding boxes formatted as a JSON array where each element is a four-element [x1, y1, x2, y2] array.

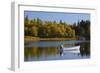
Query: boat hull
[[63, 46, 80, 53]]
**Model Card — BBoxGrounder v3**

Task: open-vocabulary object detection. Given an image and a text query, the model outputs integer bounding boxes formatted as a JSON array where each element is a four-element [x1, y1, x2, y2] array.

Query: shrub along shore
[[24, 36, 77, 42]]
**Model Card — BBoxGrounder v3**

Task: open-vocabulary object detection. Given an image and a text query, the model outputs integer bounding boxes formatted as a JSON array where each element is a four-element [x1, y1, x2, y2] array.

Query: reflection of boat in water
[[59, 45, 80, 56]]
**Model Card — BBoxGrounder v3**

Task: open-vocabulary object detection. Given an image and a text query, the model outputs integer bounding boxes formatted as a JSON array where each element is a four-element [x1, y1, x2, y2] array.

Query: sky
[[24, 11, 90, 24]]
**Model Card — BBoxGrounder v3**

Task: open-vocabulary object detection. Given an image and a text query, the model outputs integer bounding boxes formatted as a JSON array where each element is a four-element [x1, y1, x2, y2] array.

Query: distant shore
[[24, 36, 77, 42]]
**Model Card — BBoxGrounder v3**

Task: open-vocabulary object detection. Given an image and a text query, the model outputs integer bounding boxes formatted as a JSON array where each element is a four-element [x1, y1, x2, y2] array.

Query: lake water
[[24, 40, 90, 61]]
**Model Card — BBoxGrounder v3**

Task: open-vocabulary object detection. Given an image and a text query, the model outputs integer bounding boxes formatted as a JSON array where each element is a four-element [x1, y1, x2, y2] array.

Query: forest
[[24, 16, 90, 41]]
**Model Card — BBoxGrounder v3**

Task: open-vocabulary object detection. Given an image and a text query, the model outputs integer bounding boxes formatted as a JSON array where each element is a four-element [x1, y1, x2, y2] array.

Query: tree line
[[24, 16, 90, 40]]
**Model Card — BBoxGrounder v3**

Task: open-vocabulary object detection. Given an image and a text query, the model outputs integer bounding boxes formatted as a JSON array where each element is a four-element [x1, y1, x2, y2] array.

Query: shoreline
[[24, 36, 77, 42]]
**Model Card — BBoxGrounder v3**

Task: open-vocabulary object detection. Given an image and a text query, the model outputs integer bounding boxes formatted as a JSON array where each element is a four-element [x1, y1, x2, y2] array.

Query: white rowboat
[[62, 45, 80, 53]]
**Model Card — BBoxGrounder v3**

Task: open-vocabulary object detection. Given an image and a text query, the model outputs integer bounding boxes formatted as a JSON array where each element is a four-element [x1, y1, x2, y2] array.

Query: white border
[[11, 2, 97, 71]]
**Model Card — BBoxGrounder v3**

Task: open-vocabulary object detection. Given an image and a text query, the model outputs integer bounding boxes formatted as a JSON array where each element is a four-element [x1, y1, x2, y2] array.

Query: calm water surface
[[24, 40, 90, 61]]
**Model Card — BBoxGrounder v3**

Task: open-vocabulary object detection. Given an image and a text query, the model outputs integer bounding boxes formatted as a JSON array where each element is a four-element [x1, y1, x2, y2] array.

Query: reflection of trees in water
[[24, 47, 58, 61], [24, 42, 90, 61], [79, 42, 90, 57]]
